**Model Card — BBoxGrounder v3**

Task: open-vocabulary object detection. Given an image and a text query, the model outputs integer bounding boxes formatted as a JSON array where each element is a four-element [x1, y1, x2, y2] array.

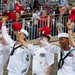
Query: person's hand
[[16, 31, 21, 39], [40, 37, 50, 50], [2, 16, 8, 24], [67, 20, 73, 30]]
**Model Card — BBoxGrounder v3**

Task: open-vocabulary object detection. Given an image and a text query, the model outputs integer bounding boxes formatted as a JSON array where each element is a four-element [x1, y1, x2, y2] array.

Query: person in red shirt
[[39, 10, 53, 28], [39, 10, 48, 27], [15, 0, 24, 14]]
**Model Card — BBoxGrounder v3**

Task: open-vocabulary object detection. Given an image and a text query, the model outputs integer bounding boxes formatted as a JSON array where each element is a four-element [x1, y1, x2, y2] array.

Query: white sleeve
[[28, 44, 36, 55], [46, 51, 54, 66], [73, 55, 75, 71], [3, 46, 10, 67], [0, 43, 3, 52], [20, 50, 31, 75], [48, 44, 60, 54], [2, 25, 13, 45], [40, 38, 60, 54]]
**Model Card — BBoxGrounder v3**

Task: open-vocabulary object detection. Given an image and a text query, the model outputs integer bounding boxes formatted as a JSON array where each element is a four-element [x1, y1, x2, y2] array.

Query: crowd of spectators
[[0, 0, 75, 40]]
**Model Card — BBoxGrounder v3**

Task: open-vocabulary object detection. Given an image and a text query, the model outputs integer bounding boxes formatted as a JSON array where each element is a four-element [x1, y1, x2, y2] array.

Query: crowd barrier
[[5, 15, 72, 44]]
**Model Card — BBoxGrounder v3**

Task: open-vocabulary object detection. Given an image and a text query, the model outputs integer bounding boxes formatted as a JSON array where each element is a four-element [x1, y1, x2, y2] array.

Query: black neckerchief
[[10, 42, 22, 56], [58, 48, 75, 70]]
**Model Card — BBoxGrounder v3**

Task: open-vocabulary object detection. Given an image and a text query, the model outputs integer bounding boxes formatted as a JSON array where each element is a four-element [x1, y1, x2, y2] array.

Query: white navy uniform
[[40, 39, 75, 75], [2, 25, 31, 75], [0, 43, 9, 75], [28, 44, 54, 75]]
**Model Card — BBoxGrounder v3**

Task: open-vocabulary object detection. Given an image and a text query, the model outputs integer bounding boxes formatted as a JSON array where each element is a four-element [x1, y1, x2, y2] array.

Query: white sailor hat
[[58, 33, 68, 38], [20, 29, 29, 37]]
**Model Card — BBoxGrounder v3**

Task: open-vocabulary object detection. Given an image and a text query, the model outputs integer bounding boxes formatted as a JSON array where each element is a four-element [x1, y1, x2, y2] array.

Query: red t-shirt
[[15, 4, 24, 14], [40, 16, 48, 26], [39, 16, 53, 27]]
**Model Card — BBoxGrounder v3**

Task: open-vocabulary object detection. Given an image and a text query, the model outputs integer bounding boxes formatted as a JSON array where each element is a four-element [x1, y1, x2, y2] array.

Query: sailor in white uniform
[[29, 39, 54, 75], [2, 17, 31, 75], [0, 33, 10, 75], [40, 32, 75, 75], [17, 26, 54, 75]]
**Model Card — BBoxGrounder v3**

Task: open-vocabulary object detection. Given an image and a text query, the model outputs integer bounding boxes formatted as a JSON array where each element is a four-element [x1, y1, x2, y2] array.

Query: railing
[[5, 15, 71, 44], [0, 3, 4, 11]]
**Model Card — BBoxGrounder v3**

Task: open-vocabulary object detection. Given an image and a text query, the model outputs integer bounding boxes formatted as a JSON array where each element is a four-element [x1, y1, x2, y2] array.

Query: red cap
[[3, 0, 8, 4], [0, 22, 2, 30], [6, 12, 16, 22], [39, 26, 52, 37], [70, 9, 75, 22], [13, 22, 22, 31]]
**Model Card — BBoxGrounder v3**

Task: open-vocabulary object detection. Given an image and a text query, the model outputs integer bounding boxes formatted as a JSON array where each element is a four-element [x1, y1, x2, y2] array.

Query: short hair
[[34, 8, 39, 12]]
